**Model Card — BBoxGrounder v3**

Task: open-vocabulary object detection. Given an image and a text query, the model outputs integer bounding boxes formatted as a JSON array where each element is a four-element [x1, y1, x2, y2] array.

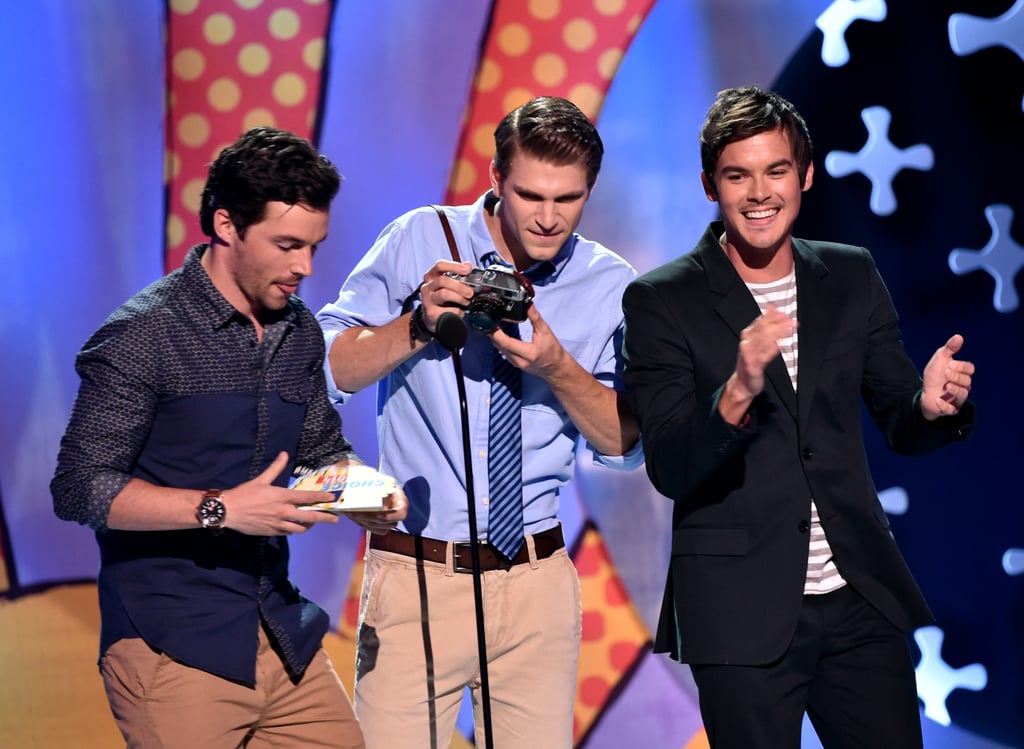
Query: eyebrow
[[270, 233, 328, 246], [512, 186, 587, 201], [721, 158, 794, 174]]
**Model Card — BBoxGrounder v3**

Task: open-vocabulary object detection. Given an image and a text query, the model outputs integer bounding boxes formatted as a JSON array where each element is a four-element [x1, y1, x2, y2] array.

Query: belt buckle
[[452, 541, 476, 573]]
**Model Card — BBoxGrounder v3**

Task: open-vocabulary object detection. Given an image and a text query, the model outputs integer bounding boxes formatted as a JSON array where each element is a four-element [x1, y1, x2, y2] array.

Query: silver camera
[[445, 264, 534, 333]]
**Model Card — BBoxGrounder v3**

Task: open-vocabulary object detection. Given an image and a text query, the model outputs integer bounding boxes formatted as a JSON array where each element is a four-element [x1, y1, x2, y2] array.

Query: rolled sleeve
[[52, 341, 156, 531], [590, 437, 646, 470], [319, 326, 353, 404]]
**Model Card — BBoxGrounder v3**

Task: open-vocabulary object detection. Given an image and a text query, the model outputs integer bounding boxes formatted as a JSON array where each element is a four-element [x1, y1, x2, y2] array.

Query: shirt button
[[482, 497, 490, 506], [798, 520, 810, 533], [801, 448, 814, 460], [479, 449, 487, 459]]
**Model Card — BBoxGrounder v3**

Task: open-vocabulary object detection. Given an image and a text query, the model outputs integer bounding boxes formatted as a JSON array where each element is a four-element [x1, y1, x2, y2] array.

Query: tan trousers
[[354, 536, 582, 749], [100, 625, 364, 748]]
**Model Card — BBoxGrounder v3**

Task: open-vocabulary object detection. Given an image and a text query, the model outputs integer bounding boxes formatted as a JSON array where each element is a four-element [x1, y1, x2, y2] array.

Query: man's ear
[[489, 160, 503, 196], [701, 172, 718, 202], [211, 208, 237, 245], [802, 160, 815, 192]]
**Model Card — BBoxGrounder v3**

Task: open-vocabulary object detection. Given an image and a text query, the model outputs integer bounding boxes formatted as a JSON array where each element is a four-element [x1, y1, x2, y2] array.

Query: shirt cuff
[[590, 436, 646, 471], [321, 328, 355, 404]]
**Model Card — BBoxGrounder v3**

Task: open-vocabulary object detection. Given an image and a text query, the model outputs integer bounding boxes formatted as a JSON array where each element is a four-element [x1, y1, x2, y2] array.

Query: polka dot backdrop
[[572, 522, 651, 744], [164, 0, 333, 271], [444, 0, 657, 204]]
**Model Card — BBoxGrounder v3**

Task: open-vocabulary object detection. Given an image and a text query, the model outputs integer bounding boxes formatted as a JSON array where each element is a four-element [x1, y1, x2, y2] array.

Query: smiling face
[[207, 200, 329, 324], [703, 126, 814, 273], [489, 152, 591, 270]]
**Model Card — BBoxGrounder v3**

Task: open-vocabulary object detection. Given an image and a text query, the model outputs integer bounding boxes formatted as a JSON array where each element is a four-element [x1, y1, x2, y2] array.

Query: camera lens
[[465, 295, 503, 333]]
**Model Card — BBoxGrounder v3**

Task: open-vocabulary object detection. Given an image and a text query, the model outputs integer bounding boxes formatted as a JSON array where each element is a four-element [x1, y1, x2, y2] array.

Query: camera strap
[[431, 204, 462, 263]]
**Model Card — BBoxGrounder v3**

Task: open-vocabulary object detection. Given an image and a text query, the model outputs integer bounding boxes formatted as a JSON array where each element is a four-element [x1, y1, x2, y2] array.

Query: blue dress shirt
[[317, 192, 643, 542]]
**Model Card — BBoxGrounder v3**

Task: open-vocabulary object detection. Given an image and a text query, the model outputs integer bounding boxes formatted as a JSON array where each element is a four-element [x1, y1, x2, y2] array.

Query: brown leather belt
[[369, 526, 564, 572]]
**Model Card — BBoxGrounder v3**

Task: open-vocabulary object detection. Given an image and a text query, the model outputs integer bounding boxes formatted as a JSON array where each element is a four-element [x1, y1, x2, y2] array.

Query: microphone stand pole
[[435, 312, 494, 749]]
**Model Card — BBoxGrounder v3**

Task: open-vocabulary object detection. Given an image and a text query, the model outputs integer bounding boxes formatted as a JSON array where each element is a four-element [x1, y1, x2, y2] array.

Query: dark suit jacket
[[622, 222, 974, 666]]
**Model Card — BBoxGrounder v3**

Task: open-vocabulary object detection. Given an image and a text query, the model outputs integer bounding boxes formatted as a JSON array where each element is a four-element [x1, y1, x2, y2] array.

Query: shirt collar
[[182, 244, 297, 331], [470, 191, 572, 283]]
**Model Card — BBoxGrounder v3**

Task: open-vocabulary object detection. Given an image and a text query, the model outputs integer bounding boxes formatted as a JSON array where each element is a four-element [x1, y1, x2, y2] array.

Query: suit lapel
[[698, 226, 798, 421], [792, 239, 833, 428]]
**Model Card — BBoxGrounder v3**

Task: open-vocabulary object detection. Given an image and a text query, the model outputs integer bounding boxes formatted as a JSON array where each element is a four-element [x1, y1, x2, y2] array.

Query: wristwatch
[[197, 490, 226, 534]]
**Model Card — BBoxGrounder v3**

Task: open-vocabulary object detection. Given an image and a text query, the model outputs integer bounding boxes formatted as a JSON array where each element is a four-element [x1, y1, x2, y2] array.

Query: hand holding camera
[[443, 264, 534, 333], [422, 259, 567, 381]]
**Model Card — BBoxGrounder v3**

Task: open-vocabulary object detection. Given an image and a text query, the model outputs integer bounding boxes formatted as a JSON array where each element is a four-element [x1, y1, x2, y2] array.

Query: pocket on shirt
[[276, 379, 312, 404], [266, 385, 310, 460]]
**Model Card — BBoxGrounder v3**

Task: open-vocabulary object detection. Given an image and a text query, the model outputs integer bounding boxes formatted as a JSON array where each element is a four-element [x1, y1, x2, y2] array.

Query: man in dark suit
[[621, 86, 976, 748]]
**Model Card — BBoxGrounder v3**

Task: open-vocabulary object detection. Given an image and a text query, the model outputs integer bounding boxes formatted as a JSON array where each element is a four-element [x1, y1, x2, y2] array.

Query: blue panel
[[0, 1, 165, 585]]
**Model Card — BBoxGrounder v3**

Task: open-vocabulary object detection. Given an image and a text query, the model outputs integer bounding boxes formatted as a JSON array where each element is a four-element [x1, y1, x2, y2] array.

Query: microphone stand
[[434, 312, 495, 749]]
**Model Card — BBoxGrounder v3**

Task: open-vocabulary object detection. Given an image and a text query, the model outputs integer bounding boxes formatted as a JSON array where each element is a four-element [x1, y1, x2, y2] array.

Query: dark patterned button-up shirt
[[51, 245, 352, 686]]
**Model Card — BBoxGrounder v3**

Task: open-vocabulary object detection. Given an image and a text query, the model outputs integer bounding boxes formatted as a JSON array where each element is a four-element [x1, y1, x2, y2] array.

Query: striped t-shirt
[[746, 270, 847, 596]]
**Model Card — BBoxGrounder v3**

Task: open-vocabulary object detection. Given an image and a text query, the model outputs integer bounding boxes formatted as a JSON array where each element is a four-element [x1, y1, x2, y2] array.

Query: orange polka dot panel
[[164, 0, 333, 271], [445, 0, 657, 205], [573, 522, 651, 745]]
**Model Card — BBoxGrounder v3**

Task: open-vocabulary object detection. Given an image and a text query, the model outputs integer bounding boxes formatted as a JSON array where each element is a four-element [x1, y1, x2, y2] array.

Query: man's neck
[[200, 244, 265, 341], [482, 194, 520, 268], [720, 232, 795, 283]]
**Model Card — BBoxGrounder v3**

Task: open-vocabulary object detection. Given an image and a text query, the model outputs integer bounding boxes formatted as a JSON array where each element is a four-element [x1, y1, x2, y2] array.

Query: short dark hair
[[199, 126, 341, 239], [493, 97, 603, 189], [700, 86, 813, 187]]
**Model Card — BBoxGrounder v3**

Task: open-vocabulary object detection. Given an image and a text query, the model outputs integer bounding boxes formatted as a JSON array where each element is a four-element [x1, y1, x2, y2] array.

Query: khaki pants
[[354, 536, 582, 749], [101, 625, 364, 748]]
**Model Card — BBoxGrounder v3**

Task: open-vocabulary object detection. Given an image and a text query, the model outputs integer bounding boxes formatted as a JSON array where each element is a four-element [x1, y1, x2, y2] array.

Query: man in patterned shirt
[[51, 127, 405, 749], [622, 86, 976, 748]]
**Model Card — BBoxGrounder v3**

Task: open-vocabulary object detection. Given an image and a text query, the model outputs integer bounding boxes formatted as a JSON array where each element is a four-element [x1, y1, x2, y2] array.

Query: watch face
[[199, 496, 226, 526]]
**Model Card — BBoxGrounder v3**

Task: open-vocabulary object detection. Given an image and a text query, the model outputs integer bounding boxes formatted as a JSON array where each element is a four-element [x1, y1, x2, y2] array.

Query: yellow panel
[[0, 583, 123, 747]]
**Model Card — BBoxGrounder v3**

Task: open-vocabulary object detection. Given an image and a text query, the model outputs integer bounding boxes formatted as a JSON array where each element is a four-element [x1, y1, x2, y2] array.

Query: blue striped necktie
[[487, 322, 524, 561]]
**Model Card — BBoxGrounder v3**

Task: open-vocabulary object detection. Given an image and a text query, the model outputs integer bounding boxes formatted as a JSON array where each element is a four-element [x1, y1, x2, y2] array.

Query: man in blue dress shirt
[[317, 96, 643, 748], [52, 127, 406, 749]]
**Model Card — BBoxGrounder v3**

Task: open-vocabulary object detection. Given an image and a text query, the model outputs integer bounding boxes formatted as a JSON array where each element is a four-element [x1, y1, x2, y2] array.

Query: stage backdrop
[[0, 1, 1020, 747]]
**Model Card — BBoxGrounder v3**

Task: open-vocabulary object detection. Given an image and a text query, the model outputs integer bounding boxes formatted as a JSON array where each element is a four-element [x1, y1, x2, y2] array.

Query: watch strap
[[409, 304, 434, 346]]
